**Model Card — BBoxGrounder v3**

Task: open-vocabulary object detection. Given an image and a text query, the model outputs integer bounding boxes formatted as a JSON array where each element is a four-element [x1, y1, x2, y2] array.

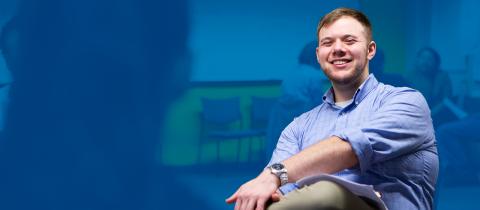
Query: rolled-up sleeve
[[332, 89, 434, 174], [268, 118, 302, 166]]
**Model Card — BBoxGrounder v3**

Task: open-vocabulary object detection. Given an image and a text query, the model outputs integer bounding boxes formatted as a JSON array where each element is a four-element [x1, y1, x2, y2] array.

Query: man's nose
[[332, 40, 345, 56]]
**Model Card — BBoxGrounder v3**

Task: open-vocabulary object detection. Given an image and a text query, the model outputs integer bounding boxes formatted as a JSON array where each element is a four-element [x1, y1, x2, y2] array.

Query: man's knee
[[268, 181, 354, 210]]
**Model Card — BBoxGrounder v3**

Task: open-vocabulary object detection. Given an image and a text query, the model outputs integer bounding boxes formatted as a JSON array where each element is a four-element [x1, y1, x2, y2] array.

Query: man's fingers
[[234, 198, 242, 210], [270, 192, 281, 202], [245, 198, 256, 210], [255, 198, 267, 210], [226, 191, 238, 204], [239, 198, 248, 210]]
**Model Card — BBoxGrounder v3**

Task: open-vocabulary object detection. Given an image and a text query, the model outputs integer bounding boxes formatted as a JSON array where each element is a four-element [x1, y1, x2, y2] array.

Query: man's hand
[[225, 170, 280, 210]]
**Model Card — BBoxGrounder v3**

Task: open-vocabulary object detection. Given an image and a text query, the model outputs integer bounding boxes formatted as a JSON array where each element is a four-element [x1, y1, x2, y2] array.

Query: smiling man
[[226, 7, 438, 210]]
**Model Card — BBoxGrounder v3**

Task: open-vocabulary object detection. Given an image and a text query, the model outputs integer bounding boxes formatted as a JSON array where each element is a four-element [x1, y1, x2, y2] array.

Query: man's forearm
[[282, 136, 358, 182]]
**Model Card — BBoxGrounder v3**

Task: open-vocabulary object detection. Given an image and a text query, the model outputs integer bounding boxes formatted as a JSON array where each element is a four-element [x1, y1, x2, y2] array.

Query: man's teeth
[[333, 60, 347, 65]]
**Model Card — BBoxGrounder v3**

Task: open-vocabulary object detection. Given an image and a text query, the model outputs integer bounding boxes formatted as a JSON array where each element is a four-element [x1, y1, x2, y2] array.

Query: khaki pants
[[267, 181, 379, 210]]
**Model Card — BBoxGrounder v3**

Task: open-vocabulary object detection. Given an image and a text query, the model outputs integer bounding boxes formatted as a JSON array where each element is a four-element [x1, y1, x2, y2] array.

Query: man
[[226, 8, 438, 210]]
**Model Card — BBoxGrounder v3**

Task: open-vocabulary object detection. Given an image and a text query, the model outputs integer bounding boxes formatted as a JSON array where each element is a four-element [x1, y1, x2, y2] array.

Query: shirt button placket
[[338, 111, 347, 127]]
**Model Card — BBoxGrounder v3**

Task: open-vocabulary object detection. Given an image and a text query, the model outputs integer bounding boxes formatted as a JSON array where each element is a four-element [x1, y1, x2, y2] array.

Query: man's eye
[[345, 39, 356, 44], [321, 42, 332, 46]]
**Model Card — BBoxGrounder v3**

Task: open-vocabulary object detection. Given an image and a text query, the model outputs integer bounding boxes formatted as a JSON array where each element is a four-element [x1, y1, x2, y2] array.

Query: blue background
[[0, 0, 479, 209]]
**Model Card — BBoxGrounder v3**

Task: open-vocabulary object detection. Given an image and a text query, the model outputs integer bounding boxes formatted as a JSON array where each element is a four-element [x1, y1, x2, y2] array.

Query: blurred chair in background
[[198, 96, 277, 163], [199, 97, 251, 162], [250, 96, 277, 134], [250, 96, 278, 160]]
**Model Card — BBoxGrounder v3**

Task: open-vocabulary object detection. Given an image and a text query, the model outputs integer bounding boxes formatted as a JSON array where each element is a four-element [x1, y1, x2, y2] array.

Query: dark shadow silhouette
[[0, 16, 15, 131], [0, 0, 209, 209]]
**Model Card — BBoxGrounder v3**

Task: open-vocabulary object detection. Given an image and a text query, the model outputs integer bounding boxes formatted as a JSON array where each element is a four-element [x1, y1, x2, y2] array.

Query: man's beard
[[322, 65, 366, 86]]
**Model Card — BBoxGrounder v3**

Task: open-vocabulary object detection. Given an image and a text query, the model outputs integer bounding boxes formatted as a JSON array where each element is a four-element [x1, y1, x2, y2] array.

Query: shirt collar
[[322, 74, 379, 107]]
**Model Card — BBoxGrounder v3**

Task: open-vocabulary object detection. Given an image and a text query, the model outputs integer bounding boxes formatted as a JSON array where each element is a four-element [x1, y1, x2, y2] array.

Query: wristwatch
[[269, 163, 288, 186]]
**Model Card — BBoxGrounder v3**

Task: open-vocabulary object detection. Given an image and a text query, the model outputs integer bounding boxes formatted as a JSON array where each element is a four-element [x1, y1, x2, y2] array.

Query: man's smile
[[329, 58, 352, 68]]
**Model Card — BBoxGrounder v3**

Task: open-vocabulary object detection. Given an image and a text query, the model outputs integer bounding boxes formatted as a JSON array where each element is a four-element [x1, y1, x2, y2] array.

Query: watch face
[[272, 163, 284, 170]]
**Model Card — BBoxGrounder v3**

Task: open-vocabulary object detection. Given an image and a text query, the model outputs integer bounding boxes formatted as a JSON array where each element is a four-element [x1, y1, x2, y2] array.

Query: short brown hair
[[317, 8, 373, 42]]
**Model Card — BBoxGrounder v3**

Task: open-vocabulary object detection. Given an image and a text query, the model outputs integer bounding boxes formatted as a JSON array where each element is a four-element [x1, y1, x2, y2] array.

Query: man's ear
[[367, 41, 376, 60], [316, 46, 321, 63]]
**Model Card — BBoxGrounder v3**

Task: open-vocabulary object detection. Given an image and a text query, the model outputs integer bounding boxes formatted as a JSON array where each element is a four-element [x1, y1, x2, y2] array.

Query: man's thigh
[[267, 181, 378, 210]]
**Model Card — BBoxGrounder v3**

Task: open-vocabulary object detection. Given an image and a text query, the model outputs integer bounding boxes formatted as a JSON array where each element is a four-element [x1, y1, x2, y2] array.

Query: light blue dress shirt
[[268, 74, 438, 210]]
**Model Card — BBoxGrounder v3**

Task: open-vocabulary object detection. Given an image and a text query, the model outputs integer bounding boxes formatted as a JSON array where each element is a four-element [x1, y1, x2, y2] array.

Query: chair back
[[201, 97, 243, 128], [251, 96, 278, 130]]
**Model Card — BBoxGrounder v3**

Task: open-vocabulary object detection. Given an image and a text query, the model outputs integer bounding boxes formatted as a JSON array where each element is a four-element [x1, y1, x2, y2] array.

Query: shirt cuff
[[278, 183, 298, 195]]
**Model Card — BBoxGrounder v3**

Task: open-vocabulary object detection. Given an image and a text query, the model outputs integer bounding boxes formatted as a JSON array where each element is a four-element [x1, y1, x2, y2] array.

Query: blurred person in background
[[407, 47, 455, 127], [0, 0, 208, 209], [369, 48, 409, 87], [265, 41, 327, 159], [0, 17, 16, 132]]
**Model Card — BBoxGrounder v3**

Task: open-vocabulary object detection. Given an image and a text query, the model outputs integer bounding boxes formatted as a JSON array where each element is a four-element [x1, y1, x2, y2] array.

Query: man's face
[[316, 16, 375, 86]]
